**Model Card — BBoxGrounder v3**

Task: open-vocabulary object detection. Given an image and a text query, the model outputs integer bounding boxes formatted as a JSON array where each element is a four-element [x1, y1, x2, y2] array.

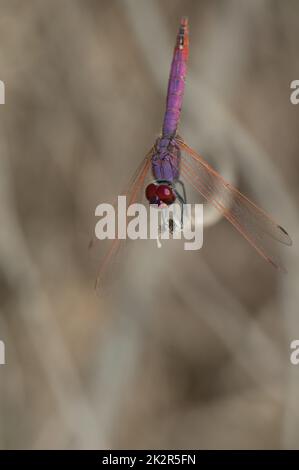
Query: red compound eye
[[145, 183, 158, 203], [156, 184, 176, 205]]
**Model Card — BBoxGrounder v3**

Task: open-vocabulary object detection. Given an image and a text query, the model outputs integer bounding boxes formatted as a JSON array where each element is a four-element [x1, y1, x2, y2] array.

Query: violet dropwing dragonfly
[[95, 17, 292, 285]]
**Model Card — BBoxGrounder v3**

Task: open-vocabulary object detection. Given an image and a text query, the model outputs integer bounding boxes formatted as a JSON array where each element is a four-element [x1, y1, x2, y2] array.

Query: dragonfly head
[[145, 182, 176, 206]]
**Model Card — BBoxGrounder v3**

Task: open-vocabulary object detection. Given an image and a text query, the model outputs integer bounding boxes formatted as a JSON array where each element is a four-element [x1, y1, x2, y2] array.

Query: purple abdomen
[[162, 18, 189, 137], [151, 18, 188, 183]]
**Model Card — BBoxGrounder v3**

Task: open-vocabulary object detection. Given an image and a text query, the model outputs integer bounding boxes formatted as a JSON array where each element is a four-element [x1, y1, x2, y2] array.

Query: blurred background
[[0, 0, 299, 449]]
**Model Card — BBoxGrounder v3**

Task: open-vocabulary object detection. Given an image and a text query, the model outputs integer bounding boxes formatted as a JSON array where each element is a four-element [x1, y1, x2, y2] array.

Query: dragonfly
[[95, 16, 292, 285]]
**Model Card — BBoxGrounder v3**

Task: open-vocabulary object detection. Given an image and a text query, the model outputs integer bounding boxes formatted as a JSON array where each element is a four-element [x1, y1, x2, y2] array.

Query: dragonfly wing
[[93, 148, 153, 288], [177, 138, 292, 271]]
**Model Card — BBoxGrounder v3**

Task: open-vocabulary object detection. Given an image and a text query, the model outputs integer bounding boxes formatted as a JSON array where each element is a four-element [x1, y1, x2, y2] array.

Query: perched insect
[[95, 17, 292, 284]]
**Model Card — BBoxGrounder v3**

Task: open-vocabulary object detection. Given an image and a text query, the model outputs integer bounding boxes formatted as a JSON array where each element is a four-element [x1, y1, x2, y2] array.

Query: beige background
[[0, 0, 299, 449]]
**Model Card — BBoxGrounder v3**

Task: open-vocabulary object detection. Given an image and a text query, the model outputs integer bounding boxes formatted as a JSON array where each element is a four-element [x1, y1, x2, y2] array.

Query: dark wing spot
[[278, 225, 293, 246], [278, 225, 288, 235]]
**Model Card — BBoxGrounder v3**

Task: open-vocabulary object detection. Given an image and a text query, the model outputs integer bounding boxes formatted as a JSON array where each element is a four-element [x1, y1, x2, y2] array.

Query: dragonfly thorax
[[151, 136, 181, 182]]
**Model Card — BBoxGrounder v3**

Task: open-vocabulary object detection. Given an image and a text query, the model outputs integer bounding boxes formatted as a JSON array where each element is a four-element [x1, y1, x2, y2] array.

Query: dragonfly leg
[[173, 179, 187, 227], [174, 179, 187, 203], [169, 180, 187, 228]]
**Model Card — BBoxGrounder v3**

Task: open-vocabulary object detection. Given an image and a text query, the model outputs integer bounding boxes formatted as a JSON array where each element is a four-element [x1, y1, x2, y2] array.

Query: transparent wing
[[92, 148, 153, 289], [177, 138, 292, 271]]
